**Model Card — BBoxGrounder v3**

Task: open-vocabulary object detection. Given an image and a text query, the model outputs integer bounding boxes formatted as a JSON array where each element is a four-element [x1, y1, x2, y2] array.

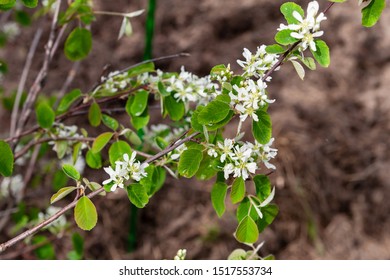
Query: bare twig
[[14, 0, 63, 143], [10, 29, 43, 137], [58, 61, 81, 101]]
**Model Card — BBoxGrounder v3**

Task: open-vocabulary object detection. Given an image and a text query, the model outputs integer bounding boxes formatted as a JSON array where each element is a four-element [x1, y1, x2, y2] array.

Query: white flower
[[102, 165, 127, 192], [170, 144, 187, 160], [223, 163, 235, 179], [218, 139, 234, 162], [252, 138, 278, 170], [237, 45, 279, 78], [207, 148, 218, 158]]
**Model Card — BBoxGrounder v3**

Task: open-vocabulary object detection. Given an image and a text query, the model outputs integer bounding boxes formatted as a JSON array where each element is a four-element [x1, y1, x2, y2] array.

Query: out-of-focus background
[[0, 0, 389, 259]]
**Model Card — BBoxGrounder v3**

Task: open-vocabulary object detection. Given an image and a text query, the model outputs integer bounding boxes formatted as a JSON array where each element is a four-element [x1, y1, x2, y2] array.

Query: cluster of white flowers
[[1, 22, 20, 41], [237, 45, 279, 80], [207, 138, 277, 180], [98, 71, 130, 95], [103, 152, 149, 192], [230, 79, 275, 123], [278, 1, 327, 52], [38, 206, 67, 234], [174, 249, 187, 260], [48, 124, 86, 156], [0, 175, 24, 201], [165, 66, 220, 105]]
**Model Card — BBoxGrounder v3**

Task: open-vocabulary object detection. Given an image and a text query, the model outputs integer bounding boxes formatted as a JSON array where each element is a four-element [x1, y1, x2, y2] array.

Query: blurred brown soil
[[1, 0, 390, 259]]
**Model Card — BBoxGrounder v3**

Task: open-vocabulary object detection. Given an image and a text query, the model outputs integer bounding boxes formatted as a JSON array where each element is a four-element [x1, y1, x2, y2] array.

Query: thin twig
[[57, 61, 81, 102], [10, 29, 43, 137], [14, 0, 63, 143]]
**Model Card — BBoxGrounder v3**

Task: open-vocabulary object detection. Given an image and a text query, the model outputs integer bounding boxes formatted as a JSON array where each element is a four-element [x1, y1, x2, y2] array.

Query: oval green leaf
[[36, 102, 55, 129], [62, 164, 81, 181], [64, 27, 92, 61], [108, 140, 132, 167], [126, 183, 149, 208], [252, 110, 272, 144], [50, 186, 77, 204], [164, 94, 185, 121], [85, 149, 102, 169], [91, 132, 113, 153], [311, 40, 330, 68], [130, 90, 149, 116], [230, 177, 245, 204], [102, 114, 119, 131], [178, 149, 203, 178], [0, 140, 14, 177], [362, 0, 386, 27], [280, 2, 304, 24], [88, 101, 101, 127], [275, 29, 299, 46], [74, 196, 98, 231], [253, 175, 271, 201], [198, 100, 230, 125], [235, 215, 259, 244], [211, 182, 228, 218]]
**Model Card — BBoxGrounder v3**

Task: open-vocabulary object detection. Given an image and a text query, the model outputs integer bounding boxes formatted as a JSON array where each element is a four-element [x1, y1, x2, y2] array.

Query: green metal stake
[[127, 0, 156, 253]]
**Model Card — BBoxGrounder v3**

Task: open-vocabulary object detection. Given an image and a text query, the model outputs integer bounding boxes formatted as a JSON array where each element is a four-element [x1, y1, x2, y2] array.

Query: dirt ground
[[1, 0, 390, 259]]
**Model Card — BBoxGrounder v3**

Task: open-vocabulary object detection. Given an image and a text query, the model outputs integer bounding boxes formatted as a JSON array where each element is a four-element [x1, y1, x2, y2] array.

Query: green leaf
[[196, 155, 218, 180], [230, 177, 245, 204], [237, 197, 258, 222], [50, 186, 77, 204], [0, 0, 15, 10], [252, 110, 272, 144], [228, 249, 247, 260], [72, 142, 82, 164], [126, 183, 149, 208], [14, 10, 31, 26], [36, 102, 55, 129], [74, 196, 98, 231], [280, 2, 304, 24], [265, 44, 285, 54], [362, 0, 386, 27], [256, 204, 279, 233], [85, 149, 102, 169], [127, 62, 155, 77], [88, 101, 101, 127], [198, 100, 230, 125], [130, 90, 149, 116], [311, 40, 330, 67], [32, 236, 55, 260], [0, 140, 14, 177], [21, 0, 38, 8], [178, 149, 203, 178], [62, 164, 80, 181], [71, 232, 84, 256], [108, 140, 132, 167], [275, 29, 299, 45], [64, 27, 92, 61], [55, 141, 68, 159], [204, 110, 234, 131], [102, 114, 119, 131], [301, 57, 316, 70], [211, 182, 228, 218], [164, 94, 185, 121], [157, 81, 170, 97], [91, 132, 113, 153], [130, 110, 150, 130], [253, 175, 271, 201], [57, 89, 81, 114], [191, 105, 205, 132], [235, 216, 259, 244], [148, 166, 166, 196]]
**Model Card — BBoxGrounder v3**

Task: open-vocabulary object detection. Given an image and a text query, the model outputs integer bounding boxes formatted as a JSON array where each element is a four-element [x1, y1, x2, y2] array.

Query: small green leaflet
[[280, 2, 304, 25], [21, 0, 38, 8], [164, 94, 185, 121], [74, 196, 98, 231], [230, 177, 245, 204], [235, 216, 259, 244], [101, 114, 119, 131], [211, 182, 228, 217], [108, 141, 132, 167], [0, 140, 14, 177], [265, 44, 285, 54], [91, 132, 113, 153], [85, 150, 102, 169], [57, 89, 82, 114], [253, 175, 271, 201], [178, 149, 203, 178], [127, 62, 155, 78], [126, 183, 149, 208], [50, 186, 77, 204], [252, 110, 272, 144], [256, 204, 279, 233], [275, 29, 299, 45], [362, 0, 386, 27], [64, 27, 92, 61], [62, 164, 80, 181], [36, 102, 55, 129], [291, 60, 305, 80], [311, 40, 330, 67], [197, 100, 230, 125], [130, 90, 149, 116], [88, 102, 101, 127]]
